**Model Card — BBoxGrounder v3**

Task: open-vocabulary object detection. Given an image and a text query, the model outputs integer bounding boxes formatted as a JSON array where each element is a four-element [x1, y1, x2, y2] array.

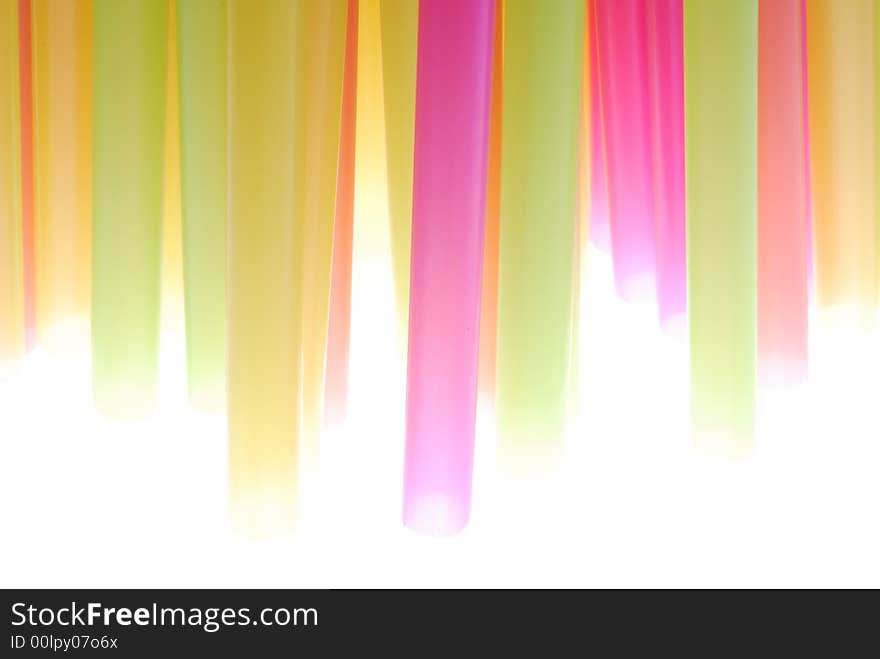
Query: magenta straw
[[402, 0, 495, 536], [646, 0, 686, 329], [595, 0, 656, 301], [589, 1, 611, 253]]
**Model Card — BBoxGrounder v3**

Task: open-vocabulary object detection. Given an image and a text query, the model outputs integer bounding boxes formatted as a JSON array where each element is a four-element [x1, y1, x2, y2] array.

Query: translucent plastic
[[806, 0, 876, 317], [595, 0, 656, 301], [299, 1, 348, 465], [1, 0, 25, 371], [177, 0, 227, 411], [32, 0, 92, 351], [379, 0, 418, 345], [352, 1, 388, 261], [647, 0, 686, 329], [91, 0, 167, 419], [325, 0, 360, 427], [162, 1, 184, 334], [227, 1, 307, 536], [684, 0, 758, 456], [403, 0, 495, 536], [758, 0, 809, 385], [570, 5, 590, 408], [496, 0, 584, 475], [588, 0, 610, 253], [18, 0, 35, 350], [477, 2, 503, 403]]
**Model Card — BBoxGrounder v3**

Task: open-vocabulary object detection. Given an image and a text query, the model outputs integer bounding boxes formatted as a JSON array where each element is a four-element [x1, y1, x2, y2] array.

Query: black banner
[[0, 588, 606, 655], [2, 588, 861, 654]]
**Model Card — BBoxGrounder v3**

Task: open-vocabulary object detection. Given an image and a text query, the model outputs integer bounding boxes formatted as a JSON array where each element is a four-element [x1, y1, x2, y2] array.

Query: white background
[[3, 245, 880, 589]]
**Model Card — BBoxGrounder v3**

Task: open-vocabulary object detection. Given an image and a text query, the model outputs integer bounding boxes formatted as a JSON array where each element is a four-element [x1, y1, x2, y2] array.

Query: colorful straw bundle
[[2, 0, 880, 535]]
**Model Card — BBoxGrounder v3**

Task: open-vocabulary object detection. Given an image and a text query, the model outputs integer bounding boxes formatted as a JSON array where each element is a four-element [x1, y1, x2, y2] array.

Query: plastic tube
[[325, 0, 360, 427], [162, 0, 184, 334], [801, 0, 813, 292], [684, 0, 758, 455], [589, 0, 610, 253], [299, 1, 348, 466], [806, 0, 876, 317], [177, 0, 227, 411], [91, 0, 167, 419], [227, 0, 304, 536], [647, 0, 686, 330], [403, 0, 495, 536], [570, 2, 590, 412], [31, 0, 92, 352], [758, 0, 808, 385], [496, 0, 584, 475], [379, 0, 418, 345], [595, 0, 656, 302], [1, 0, 24, 372], [18, 0, 35, 350], [875, 0, 880, 296], [352, 1, 388, 261], [477, 0, 503, 403]]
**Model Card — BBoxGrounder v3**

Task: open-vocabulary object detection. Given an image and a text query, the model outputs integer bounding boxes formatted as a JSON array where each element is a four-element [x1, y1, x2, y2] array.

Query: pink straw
[[403, 0, 495, 536], [595, 0, 656, 301], [758, 0, 808, 384], [646, 0, 686, 329]]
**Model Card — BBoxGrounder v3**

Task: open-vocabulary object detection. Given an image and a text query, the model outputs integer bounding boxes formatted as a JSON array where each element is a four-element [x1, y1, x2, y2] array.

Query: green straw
[[92, 0, 167, 419], [496, 0, 584, 476], [684, 0, 758, 455], [177, 0, 227, 412]]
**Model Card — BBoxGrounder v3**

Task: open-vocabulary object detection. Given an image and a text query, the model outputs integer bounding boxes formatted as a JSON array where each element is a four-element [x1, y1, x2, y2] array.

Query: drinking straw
[[299, 1, 348, 468], [18, 0, 35, 350], [801, 0, 813, 292], [806, 1, 876, 315], [162, 0, 184, 333], [496, 0, 584, 475], [646, 0, 686, 329], [758, 0, 808, 385], [570, 2, 590, 410], [228, 1, 305, 536], [595, 0, 656, 302], [352, 0, 388, 260], [589, 0, 610, 253], [684, 0, 758, 455], [379, 0, 418, 345], [403, 0, 495, 536], [477, 0, 503, 403], [577, 6, 590, 257], [92, 1, 167, 420], [31, 0, 92, 351], [177, 0, 227, 411], [1, 0, 25, 371], [325, 0, 359, 427], [876, 0, 880, 295]]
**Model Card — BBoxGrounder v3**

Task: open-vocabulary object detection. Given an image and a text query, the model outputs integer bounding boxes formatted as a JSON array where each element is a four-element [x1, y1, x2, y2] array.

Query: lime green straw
[[92, 0, 167, 420], [496, 0, 584, 476], [177, 0, 227, 412], [684, 0, 758, 455]]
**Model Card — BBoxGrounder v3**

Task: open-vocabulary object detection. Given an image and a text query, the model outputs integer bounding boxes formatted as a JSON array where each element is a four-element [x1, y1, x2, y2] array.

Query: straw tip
[[403, 493, 470, 537]]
